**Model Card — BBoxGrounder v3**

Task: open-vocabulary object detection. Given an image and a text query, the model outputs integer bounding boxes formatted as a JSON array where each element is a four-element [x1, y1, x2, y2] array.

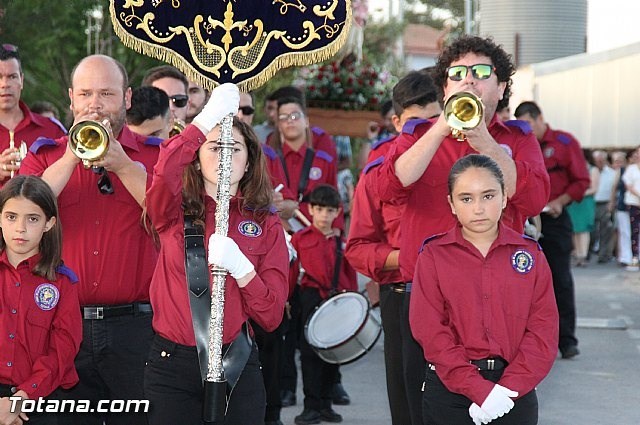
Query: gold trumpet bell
[[169, 119, 185, 137], [444, 91, 484, 141], [68, 120, 110, 168]]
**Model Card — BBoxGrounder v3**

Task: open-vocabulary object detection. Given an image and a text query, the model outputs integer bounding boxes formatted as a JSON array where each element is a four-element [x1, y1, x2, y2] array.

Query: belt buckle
[[85, 307, 104, 320], [487, 359, 495, 370]]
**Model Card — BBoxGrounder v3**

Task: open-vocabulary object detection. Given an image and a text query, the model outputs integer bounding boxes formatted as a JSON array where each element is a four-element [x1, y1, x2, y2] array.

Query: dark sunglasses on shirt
[[93, 167, 114, 195], [446, 64, 495, 81], [170, 95, 189, 108]]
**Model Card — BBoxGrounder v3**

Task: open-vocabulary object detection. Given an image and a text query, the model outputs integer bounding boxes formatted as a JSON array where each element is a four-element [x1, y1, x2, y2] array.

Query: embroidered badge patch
[[238, 220, 262, 238], [543, 147, 555, 158], [309, 167, 322, 180], [34, 283, 60, 311], [511, 250, 534, 274]]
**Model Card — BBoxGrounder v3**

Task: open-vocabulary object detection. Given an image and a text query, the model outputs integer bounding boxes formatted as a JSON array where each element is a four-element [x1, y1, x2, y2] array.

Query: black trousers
[[280, 286, 301, 393], [144, 334, 265, 425], [540, 211, 578, 350], [298, 287, 339, 411], [57, 312, 154, 425], [379, 285, 424, 425], [422, 367, 538, 425], [252, 317, 285, 421]]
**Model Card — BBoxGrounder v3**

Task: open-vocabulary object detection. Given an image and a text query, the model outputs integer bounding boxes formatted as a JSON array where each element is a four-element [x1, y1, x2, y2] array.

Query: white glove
[[480, 384, 519, 421], [469, 403, 493, 425], [192, 83, 240, 133], [208, 234, 255, 280]]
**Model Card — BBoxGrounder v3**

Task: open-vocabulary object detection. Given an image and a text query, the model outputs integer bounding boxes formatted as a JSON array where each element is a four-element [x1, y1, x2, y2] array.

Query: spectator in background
[[496, 104, 511, 121], [622, 146, 640, 271], [566, 150, 598, 267], [254, 86, 305, 144], [126, 86, 171, 139], [30, 100, 60, 120], [612, 150, 632, 266], [0, 43, 66, 185], [590, 149, 616, 263], [185, 80, 209, 124], [142, 65, 189, 125]]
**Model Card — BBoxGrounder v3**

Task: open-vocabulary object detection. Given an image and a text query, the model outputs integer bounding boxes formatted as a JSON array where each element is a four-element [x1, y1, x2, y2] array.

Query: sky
[[369, 0, 640, 53]]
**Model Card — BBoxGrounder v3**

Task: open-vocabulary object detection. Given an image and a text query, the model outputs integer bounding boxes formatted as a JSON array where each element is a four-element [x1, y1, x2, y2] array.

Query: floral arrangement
[[297, 58, 397, 111]]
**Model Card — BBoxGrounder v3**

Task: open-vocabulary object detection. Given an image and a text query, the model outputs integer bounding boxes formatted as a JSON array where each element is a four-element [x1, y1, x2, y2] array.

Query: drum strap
[[277, 146, 316, 202], [330, 236, 343, 295], [183, 215, 252, 393]]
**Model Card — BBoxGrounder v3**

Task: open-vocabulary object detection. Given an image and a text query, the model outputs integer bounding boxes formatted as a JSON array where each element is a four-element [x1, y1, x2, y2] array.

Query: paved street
[[281, 261, 640, 425]]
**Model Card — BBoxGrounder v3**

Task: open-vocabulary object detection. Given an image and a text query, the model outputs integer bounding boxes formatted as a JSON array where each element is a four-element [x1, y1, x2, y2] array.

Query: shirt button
[[93, 250, 99, 256], [9, 334, 14, 339], [93, 282, 99, 287], [95, 220, 100, 225], [11, 309, 16, 314], [7, 362, 12, 367], [32, 383, 37, 388], [15, 282, 20, 287]]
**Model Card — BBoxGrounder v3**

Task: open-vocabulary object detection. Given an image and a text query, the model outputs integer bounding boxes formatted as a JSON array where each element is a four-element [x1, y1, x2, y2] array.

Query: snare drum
[[304, 291, 382, 364]]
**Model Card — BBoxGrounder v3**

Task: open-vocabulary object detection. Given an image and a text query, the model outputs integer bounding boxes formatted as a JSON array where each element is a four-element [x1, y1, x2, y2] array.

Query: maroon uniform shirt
[[146, 125, 289, 346], [18, 126, 160, 305], [538, 126, 590, 202], [377, 116, 550, 282], [291, 226, 357, 299], [262, 144, 296, 201], [265, 126, 337, 161], [0, 102, 66, 187], [345, 138, 403, 284], [0, 252, 82, 399], [409, 223, 558, 406]]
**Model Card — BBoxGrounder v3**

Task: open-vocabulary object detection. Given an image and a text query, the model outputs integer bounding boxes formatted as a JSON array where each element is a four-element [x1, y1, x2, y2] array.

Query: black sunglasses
[[239, 106, 255, 115], [170, 95, 188, 108], [93, 167, 114, 195]]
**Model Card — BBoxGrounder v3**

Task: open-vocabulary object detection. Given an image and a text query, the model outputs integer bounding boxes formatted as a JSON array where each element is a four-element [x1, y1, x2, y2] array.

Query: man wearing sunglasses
[[238, 92, 256, 125], [0, 43, 66, 186], [20, 54, 161, 425], [374, 36, 550, 425], [142, 65, 189, 126]]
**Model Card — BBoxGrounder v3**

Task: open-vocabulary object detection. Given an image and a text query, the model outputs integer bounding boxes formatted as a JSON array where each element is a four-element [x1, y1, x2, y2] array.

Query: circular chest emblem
[[543, 147, 555, 158], [238, 220, 262, 238], [309, 167, 322, 180], [34, 283, 60, 311], [511, 250, 534, 274]]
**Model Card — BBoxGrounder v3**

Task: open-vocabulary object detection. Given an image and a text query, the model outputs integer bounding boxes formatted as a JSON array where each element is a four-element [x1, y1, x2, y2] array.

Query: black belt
[[81, 303, 153, 320], [387, 283, 411, 293], [470, 357, 507, 371], [0, 383, 17, 397]]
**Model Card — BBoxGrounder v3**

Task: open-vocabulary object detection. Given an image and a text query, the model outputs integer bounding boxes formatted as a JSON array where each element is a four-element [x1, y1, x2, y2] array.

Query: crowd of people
[[0, 32, 631, 425]]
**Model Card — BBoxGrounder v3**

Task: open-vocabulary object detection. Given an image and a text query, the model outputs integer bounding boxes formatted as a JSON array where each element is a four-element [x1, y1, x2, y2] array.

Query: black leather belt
[[0, 383, 17, 397], [470, 357, 507, 371], [81, 303, 153, 320]]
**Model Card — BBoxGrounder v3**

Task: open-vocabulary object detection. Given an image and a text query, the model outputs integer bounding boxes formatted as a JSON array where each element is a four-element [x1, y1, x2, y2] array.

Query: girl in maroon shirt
[[410, 155, 558, 425]]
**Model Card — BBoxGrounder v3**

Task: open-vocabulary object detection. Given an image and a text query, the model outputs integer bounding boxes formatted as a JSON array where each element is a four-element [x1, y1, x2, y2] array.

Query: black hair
[[31, 101, 59, 118], [0, 45, 21, 72], [126, 86, 170, 125], [267, 86, 306, 104], [142, 65, 188, 92], [433, 36, 515, 108], [448, 154, 505, 196], [514, 101, 542, 119], [0, 175, 62, 281], [308, 184, 341, 208], [392, 70, 438, 116], [380, 99, 393, 117]]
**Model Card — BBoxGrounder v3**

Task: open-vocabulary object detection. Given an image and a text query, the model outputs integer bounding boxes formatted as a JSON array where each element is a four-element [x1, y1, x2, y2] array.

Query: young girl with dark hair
[[0, 175, 82, 425], [410, 155, 558, 425], [144, 84, 289, 425]]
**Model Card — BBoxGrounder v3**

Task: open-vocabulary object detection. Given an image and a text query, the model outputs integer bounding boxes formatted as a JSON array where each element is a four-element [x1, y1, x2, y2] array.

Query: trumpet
[[7, 130, 28, 178], [444, 91, 484, 141], [169, 118, 185, 137], [68, 120, 110, 168]]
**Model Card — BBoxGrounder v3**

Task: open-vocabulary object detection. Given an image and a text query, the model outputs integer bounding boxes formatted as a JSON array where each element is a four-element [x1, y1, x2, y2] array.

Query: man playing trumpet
[[373, 36, 551, 425]]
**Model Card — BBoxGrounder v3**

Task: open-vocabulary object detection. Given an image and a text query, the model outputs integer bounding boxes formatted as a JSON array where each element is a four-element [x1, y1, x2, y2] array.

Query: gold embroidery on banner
[[110, 0, 352, 90]]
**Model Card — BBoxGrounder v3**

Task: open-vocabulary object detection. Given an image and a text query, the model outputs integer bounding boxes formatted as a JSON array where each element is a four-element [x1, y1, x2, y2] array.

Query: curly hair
[[182, 117, 274, 225], [433, 36, 515, 109]]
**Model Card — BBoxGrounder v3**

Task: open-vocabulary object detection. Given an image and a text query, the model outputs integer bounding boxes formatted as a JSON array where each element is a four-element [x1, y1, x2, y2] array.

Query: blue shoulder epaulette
[[311, 126, 326, 136], [144, 136, 163, 146], [56, 263, 79, 284], [522, 234, 543, 251], [402, 118, 430, 135], [419, 232, 446, 253], [556, 133, 571, 145], [371, 135, 394, 151], [261, 144, 277, 160], [29, 137, 58, 154], [363, 156, 384, 175], [504, 119, 532, 135], [48, 116, 68, 135], [315, 150, 333, 163]]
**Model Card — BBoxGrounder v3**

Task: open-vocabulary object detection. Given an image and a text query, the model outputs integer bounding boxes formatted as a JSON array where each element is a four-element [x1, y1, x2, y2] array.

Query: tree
[[404, 0, 467, 37]]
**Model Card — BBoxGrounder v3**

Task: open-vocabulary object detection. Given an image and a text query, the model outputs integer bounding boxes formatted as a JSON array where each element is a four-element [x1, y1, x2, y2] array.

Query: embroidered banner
[[110, 0, 352, 91]]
